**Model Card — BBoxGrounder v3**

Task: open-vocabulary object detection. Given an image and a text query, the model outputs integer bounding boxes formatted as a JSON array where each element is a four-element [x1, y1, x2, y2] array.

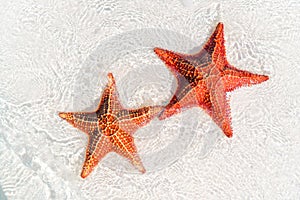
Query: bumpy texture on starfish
[[59, 73, 162, 178], [154, 22, 269, 138]]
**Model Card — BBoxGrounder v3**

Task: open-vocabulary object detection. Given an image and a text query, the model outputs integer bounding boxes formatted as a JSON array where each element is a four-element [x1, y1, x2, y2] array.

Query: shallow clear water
[[0, 0, 299, 199]]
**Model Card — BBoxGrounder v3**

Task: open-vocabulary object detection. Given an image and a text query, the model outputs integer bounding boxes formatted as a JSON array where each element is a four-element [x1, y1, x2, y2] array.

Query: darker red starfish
[[154, 22, 269, 138], [59, 73, 162, 178]]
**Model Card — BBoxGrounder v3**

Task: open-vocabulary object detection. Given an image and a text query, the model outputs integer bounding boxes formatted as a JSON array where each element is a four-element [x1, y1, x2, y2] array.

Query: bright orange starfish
[[154, 22, 269, 138], [59, 73, 162, 178]]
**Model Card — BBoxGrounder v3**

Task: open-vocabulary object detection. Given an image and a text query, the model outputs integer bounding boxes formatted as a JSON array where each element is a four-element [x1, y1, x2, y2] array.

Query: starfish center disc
[[98, 114, 119, 136]]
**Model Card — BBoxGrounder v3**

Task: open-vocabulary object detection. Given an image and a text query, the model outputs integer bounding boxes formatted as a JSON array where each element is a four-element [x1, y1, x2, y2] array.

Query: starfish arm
[[159, 78, 211, 120], [222, 65, 269, 92], [97, 73, 123, 116], [154, 47, 182, 77], [208, 77, 233, 137], [194, 81, 213, 113], [117, 106, 163, 133], [110, 130, 145, 173], [154, 48, 203, 80], [154, 46, 213, 72], [203, 22, 227, 67], [81, 130, 112, 178], [58, 112, 98, 135], [159, 92, 196, 120]]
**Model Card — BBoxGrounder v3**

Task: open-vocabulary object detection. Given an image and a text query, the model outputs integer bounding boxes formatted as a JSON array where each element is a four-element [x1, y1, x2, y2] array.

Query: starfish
[[59, 73, 162, 178], [154, 22, 269, 138]]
